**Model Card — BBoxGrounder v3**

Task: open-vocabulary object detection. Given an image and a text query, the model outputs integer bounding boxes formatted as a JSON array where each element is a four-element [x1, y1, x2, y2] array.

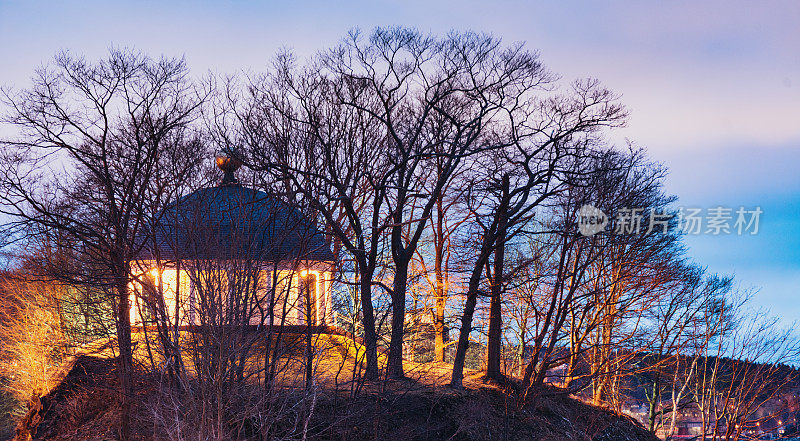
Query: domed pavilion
[[130, 155, 335, 329]]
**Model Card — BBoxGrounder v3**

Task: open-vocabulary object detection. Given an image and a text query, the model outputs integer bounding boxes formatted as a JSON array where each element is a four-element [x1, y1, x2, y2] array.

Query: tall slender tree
[[0, 49, 205, 440], [450, 79, 627, 387]]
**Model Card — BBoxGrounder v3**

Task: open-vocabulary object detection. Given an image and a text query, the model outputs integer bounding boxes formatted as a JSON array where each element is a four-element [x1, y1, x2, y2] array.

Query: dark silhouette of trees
[[0, 49, 205, 440], [0, 29, 797, 441], [449, 79, 627, 387]]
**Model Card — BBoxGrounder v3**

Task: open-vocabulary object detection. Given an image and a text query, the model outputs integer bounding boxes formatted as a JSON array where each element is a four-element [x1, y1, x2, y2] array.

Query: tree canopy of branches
[[0, 29, 797, 441], [0, 49, 206, 440]]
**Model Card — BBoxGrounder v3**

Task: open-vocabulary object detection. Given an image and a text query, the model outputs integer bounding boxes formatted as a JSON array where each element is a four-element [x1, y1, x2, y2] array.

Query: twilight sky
[[1, 0, 798, 320]]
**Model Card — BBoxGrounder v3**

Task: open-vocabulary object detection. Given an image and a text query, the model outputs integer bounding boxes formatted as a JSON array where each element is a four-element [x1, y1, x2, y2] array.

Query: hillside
[[12, 332, 658, 441]]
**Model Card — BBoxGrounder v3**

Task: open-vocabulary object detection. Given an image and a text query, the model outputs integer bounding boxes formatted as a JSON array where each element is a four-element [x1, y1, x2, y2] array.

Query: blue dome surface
[[139, 184, 334, 263]]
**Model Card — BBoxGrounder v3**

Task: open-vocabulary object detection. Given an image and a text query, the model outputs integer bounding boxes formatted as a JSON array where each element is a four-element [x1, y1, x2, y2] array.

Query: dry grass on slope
[[14, 332, 657, 441]]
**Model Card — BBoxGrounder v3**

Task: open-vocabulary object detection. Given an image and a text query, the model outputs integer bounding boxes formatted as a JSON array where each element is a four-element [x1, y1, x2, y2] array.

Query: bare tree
[[691, 298, 800, 441], [0, 49, 205, 440], [450, 78, 627, 387], [221, 59, 390, 379], [409, 149, 472, 363], [513, 148, 681, 408], [635, 267, 728, 434], [230, 28, 560, 379], [312, 28, 559, 378]]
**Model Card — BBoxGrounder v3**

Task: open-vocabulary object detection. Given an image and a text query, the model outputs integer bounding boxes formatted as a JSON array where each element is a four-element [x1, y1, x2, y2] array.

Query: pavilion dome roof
[[138, 159, 334, 263]]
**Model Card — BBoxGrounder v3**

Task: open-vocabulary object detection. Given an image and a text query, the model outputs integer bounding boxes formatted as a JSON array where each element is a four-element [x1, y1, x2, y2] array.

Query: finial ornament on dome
[[215, 150, 242, 186]]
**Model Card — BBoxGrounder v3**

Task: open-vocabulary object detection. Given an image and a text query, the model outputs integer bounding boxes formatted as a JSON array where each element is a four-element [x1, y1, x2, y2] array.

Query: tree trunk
[[451, 231, 496, 387], [387, 260, 409, 378], [647, 377, 659, 433], [358, 275, 379, 380], [305, 277, 315, 391], [485, 286, 503, 380], [433, 197, 447, 363], [485, 175, 508, 381], [116, 271, 133, 441], [592, 359, 607, 406], [433, 290, 446, 363], [450, 276, 481, 387]]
